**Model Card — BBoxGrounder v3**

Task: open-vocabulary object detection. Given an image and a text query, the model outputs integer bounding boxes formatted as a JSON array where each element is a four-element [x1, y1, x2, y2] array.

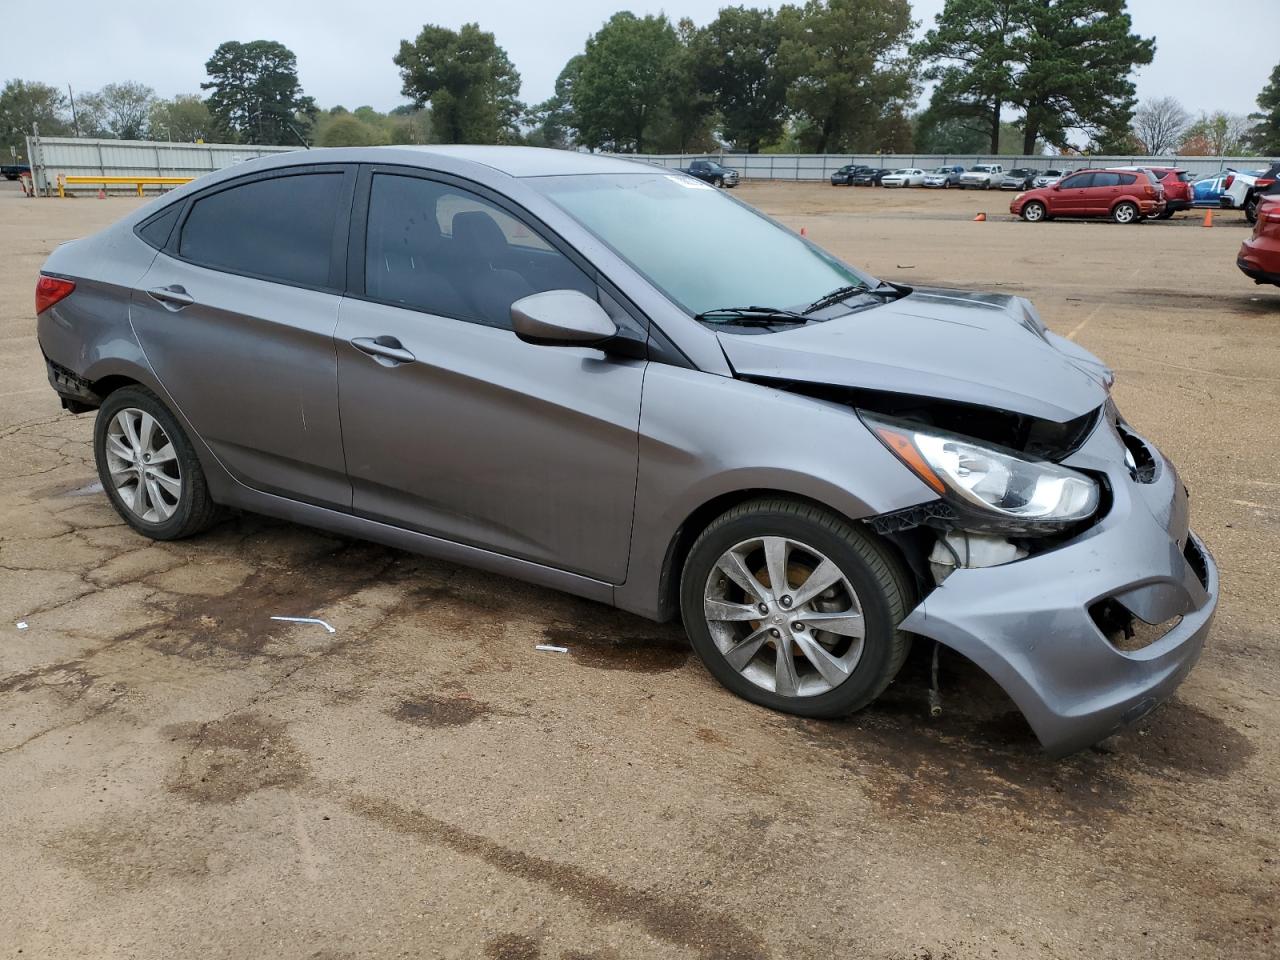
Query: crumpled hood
[[718, 286, 1112, 423]]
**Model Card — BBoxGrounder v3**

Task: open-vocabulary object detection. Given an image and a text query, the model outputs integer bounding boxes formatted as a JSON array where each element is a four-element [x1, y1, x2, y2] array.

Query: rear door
[[333, 167, 646, 583], [130, 165, 355, 509], [1088, 172, 1122, 213]]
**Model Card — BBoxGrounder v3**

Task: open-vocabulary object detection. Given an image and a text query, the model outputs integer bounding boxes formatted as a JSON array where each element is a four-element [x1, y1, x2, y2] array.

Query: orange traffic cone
[[1202, 209, 1213, 228], [973, 212, 987, 222], [97, 188, 106, 200]]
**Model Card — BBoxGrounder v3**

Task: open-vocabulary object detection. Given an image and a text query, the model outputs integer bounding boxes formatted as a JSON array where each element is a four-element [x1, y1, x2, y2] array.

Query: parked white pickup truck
[[959, 163, 1004, 189]]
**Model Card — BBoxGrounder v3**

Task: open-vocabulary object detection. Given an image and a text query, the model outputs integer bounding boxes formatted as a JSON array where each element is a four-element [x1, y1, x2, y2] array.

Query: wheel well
[[90, 374, 141, 402], [655, 489, 920, 623]]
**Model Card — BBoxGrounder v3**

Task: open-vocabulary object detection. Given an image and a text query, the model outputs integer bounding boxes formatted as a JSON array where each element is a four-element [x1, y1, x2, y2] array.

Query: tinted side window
[[179, 172, 342, 287], [364, 173, 594, 329], [1061, 174, 1093, 189], [1116, 173, 1137, 185], [1092, 173, 1121, 187], [137, 204, 181, 250]]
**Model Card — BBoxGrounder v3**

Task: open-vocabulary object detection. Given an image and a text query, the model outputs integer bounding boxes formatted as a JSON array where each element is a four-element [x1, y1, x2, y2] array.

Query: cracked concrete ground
[[1, 181, 1276, 960]]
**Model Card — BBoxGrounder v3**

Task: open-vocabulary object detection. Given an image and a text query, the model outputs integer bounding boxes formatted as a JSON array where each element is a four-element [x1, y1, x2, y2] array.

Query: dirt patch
[[542, 601, 689, 674], [484, 933, 542, 960], [792, 647, 1255, 827], [164, 711, 308, 804], [392, 693, 493, 728], [52, 813, 215, 890], [343, 791, 768, 960]]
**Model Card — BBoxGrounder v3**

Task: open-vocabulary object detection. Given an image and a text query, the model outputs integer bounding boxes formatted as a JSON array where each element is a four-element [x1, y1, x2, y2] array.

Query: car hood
[[717, 286, 1112, 423]]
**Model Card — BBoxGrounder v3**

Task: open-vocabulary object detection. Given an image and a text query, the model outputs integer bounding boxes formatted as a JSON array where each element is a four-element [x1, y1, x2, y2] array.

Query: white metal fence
[[619, 152, 1274, 181], [25, 135, 297, 195], [22, 136, 1272, 195]]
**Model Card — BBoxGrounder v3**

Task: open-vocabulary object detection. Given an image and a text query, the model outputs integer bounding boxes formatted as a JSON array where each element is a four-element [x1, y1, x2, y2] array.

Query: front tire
[[1021, 200, 1047, 222], [679, 498, 913, 719], [94, 385, 218, 540], [1112, 201, 1139, 224]]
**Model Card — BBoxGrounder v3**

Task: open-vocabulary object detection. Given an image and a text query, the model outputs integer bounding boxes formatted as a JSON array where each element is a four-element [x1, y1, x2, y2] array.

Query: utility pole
[[67, 85, 81, 137]]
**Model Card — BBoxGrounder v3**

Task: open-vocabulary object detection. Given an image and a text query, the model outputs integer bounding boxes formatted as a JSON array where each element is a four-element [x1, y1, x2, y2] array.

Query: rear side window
[[137, 204, 181, 250], [1092, 173, 1121, 187], [1061, 173, 1093, 189], [1116, 174, 1137, 185], [363, 173, 594, 329], [178, 172, 343, 287]]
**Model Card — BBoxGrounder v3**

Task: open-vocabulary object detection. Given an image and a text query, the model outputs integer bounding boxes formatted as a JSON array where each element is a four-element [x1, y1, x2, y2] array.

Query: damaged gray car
[[36, 147, 1217, 755]]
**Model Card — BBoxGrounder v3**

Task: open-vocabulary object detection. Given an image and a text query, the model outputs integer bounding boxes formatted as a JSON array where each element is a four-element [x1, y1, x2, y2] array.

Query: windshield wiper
[[694, 306, 809, 326], [802, 282, 899, 315]]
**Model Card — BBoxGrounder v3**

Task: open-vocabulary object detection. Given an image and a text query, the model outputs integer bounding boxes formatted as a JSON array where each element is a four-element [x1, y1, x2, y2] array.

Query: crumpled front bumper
[[901, 412, 1217, 756]]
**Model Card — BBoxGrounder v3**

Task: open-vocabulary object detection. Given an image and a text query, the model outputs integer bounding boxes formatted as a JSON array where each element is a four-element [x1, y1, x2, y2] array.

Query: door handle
[[350, 335, 416, 365], [146, 285, 194, 309]]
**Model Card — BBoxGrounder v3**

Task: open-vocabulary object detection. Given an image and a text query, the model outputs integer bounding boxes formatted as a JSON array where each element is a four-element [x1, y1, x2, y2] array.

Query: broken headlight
[[861, 412, 1100, 534]]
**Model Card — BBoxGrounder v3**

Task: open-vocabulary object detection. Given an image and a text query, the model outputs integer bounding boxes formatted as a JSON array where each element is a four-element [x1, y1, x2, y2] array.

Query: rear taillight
[[35, 275, 75, 314], [1256, 178, 1275, 190], [1224, 175, 1235, 189]]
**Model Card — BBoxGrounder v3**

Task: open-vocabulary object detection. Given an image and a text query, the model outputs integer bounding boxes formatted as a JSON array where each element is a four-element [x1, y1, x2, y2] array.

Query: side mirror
[[511, 289, 618, 347]]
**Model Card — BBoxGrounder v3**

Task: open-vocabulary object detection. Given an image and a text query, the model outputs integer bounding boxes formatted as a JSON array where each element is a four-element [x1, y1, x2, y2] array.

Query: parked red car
[[1124, 166, 1193, 218], [1237, 196, 1280, 286], [1010, 168, 1165, 224]]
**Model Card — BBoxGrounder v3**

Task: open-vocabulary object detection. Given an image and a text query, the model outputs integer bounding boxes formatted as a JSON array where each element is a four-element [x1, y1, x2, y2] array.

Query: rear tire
[[1157, 207, 1175, 220], [1113, 201, 1139, 224], [1245, 195, 1259, 224], [679, 498, 913, 719], [94, 385, 218, 541]]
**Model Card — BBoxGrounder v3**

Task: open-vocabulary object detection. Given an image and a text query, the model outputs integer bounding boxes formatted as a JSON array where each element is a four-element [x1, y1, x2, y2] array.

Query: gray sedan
[[35, 146, 1217, 755]]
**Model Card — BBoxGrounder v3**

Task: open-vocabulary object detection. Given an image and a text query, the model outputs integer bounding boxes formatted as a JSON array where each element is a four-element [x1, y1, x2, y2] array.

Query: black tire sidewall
[[680, 506, 907, 718], [94, 386, 208, 540], [1114, 202, 1138, 224], [1023, 201, 1045, 222]]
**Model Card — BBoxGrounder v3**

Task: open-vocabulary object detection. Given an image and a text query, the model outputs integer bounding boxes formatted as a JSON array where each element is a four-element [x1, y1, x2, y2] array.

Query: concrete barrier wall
[[26, 136, 297, 195], [615, 152, 1273, 181]]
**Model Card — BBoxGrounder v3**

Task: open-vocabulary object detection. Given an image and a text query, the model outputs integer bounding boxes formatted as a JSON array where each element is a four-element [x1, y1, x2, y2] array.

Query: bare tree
[[1180, 111, 1253, 156], [1132, 96, 1190, 154]]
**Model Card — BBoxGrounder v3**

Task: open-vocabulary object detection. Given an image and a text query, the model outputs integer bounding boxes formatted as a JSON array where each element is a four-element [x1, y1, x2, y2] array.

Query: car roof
[[223, 145, 661, 179]]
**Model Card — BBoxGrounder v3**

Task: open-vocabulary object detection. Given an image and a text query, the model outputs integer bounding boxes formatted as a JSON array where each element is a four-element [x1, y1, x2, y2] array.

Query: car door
[[1052, 173, 1094, 215], [129, 165, 355, 509], [334, 167, 646, 583], [1087, 172, 1122, 213]]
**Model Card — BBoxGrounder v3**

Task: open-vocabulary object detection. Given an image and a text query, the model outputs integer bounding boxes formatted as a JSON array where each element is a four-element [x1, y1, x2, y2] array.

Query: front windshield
[[532, 173, 871, 317]]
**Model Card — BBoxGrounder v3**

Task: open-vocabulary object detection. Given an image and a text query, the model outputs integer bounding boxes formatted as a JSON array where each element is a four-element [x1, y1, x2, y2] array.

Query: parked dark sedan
[[831, 164, 874, 186], [34, 145, 1216, 756], [851, 167, 889, 186]]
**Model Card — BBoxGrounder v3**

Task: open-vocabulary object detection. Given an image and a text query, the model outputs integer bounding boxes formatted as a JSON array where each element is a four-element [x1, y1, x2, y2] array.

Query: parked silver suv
[[36, 146, 1217, 755]]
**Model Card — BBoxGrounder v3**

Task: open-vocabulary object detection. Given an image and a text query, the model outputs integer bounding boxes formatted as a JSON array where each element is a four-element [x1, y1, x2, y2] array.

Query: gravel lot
[[1, 179, 1276, 960]]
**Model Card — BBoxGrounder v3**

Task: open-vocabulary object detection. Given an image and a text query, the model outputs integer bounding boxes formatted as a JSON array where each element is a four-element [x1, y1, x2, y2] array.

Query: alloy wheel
[[104, 407, 183, 523], [702, 536, 865, 698]]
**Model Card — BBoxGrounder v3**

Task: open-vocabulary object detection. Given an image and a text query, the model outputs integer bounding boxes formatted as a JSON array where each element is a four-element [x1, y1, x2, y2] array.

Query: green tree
[[202, 40, 317, 145], [1249, 63, 1280, 155], [148, 94, 212, 142], [525, 56, 582, 149], [394, 23, 522, 144], [698, 6, 789, 153], [0, 80, 70, 158], [571, 12, 681, 153], [319, 114, 378, 146], [78, 82, 154, 140], [1180, 112, 1252, 156], [665, 18, 718, 153], [777, 0, 916, 153], [913, 0, 1018, 154], [914, 0, 1154, 154]]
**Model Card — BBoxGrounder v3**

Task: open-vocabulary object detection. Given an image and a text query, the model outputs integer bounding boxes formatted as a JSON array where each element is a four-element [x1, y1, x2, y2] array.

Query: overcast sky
[[1, 0, 1273, 122]]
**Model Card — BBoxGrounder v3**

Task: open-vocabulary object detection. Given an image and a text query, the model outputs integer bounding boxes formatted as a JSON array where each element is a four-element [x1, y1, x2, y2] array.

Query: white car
[[1033, 169, 1068, 188], [881, 168, 925, 188], [959, 163, 1004, 189]]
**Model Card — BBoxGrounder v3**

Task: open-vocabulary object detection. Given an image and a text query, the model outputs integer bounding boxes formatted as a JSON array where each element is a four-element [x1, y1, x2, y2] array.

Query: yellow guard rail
[[58, 174, 193, 197]]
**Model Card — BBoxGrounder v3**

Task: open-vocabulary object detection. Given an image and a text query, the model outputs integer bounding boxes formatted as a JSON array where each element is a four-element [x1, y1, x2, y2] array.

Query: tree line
[[3, 0, 1279, 163]]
